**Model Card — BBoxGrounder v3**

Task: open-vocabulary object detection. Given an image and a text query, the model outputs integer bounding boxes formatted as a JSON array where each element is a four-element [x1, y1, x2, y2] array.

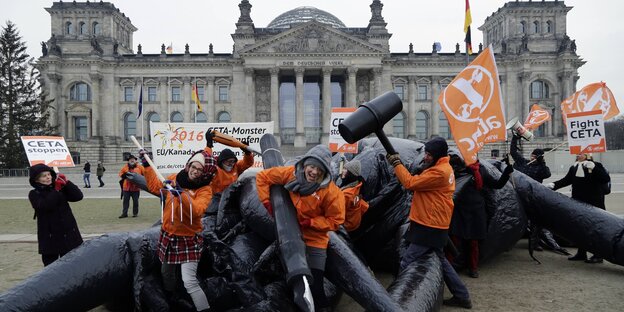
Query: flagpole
[[141, 77, 145, 147], [167, 76, 171, 122], [193, 77, 197, 123]]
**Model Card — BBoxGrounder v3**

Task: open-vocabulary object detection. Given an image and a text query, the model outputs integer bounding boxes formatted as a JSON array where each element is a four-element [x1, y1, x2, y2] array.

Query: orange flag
[[438, 46, 506, 165], [561, 82, 619, 121], [523, 104, 551, 130]]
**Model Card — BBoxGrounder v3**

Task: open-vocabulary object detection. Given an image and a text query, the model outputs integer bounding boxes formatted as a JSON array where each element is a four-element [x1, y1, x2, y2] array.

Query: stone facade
[[36, 1, 582, 163]]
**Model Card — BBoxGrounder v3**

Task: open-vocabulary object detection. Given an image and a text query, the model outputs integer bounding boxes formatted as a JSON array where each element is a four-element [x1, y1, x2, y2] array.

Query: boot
[[568, 252, 587, 261], [443, 296, 472, 309], [585, 256, 603, 264]]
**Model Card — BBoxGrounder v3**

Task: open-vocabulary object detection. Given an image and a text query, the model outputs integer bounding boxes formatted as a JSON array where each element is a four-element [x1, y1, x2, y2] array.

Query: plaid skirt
[[157, 230, 204, 264]]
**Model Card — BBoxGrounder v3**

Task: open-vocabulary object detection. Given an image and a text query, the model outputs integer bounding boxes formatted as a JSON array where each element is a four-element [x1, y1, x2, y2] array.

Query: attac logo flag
[[565, 110, 606, 154], [439, 45, 506, 165], [523, 104, 551, 130], [561, 82, 619, 121]]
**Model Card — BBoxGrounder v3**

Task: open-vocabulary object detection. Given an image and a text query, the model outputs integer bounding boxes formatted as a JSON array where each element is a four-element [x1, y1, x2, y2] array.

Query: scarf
[[468, 162, 483, 191], [284, 167, 320, 196], [575, 162, 585, 177], [175, 170, 210, 190]]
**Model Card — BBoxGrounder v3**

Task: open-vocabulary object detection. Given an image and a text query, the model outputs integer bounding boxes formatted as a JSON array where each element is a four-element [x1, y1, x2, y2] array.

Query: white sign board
[[150, 122, 273, 173], [21, 136, 75, 167], [329, 108, 358, 153], [565, 110, 606, 154]]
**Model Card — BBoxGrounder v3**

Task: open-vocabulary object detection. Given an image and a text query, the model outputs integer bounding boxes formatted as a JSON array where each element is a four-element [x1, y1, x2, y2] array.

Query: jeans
[[83, 173, 90, 187], [401, 242, 470, 300]]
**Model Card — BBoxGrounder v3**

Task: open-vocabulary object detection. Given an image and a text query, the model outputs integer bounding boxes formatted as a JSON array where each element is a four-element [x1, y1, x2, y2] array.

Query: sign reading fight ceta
[[21, 136, 75, 167], [566, 110, 606, 154], [329, 108, 358, 153], [150, 122, 273, 173]]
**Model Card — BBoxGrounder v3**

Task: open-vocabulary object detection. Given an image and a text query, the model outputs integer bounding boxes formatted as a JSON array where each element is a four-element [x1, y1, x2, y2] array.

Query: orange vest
[[119, 164, 145, 192], [342, 181, 369, 232], [394, 156, 455, 229], [144, 167, 212, 236], [256, 166, 345, 249], [211, 153, 254, 194]]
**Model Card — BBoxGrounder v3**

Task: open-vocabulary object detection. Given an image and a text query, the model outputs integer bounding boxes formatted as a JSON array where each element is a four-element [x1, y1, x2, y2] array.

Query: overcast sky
[[2, 0, 623, 115]]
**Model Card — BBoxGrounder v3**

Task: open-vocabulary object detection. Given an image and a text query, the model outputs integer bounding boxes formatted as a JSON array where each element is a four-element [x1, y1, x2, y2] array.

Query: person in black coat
[[448, 153, 513, 278], [546, 153, 610, 263], [28, 164, 84, 266]]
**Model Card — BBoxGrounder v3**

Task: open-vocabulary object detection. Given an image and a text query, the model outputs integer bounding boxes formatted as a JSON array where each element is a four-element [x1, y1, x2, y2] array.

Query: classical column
[[321, 67, 332, 145], [294, 67, 306, 147], [346, 67, 358, 107], [100, 74, 115, 138], [46, 73, 61, 133], [206, 77, 215, 122], [158, 77, 169, 122], [520, 72, 531, 121], [269, 68, 280, 143], [245, 68, 255, 122], [431, 76, 441, 137], [407, 76, 417, 139], [89, 73, 102, 138], [373, 67, 383, 98], [183, 77, 192, 122]]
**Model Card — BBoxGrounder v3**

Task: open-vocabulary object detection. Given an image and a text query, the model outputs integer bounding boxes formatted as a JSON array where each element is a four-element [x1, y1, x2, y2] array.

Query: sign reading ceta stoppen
[[565, 110, 606, 154], [150, 122, 273, 174], [329, 107, 358, 153], [21, 136, 75, 167]]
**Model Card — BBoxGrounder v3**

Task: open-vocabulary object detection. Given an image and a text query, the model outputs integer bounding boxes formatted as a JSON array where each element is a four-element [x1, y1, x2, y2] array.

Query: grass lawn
[[0, 198, 163, 234]]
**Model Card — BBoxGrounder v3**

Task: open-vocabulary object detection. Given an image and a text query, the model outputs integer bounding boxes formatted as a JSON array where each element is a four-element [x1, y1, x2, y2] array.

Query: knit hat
[[424, 137, 448, 160], [185, 150, 217, 178], [218, 148, 237, 168], [344, 160, 361, 177], [531, 148, 544, 157], [303, 157, 326, 174], [28, 163, 57, 188]]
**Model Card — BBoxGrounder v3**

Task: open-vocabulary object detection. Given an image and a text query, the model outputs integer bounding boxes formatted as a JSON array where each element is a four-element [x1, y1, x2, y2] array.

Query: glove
[[54, 174, 68, 191], [386, 153, 402, 167], [262, 200, 273, 216], [299, 218, 311, 228], [240, 140, 251, 155], [583, 161, 595, 172], [503, 153, 511, 166], [206, 130, 214, 148], [502, 164, 514, 176], [139, 155, 150, 168], [544, 182, 555, 190]]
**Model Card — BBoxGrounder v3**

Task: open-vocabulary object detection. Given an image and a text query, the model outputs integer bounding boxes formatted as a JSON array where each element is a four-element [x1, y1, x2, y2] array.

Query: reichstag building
[[37, 0, 582, 162]]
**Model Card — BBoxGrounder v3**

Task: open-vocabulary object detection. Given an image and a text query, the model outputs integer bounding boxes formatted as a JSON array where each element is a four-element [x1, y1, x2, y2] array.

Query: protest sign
[[565, 110, 606, 154], [329, 107, 358, 153], [21, 136, 75, 167]]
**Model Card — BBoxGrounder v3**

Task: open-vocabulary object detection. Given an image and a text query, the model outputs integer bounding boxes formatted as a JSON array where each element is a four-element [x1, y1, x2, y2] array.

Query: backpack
[[601, 167, 611, 195]]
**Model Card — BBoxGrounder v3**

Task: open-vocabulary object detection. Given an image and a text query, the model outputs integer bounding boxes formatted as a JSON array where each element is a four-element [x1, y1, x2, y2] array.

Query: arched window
[[92, 22, 101, 35], [217, 111, 231, 123], [533, 21, 540, 34], [439, 112, 451, 139], [546, 21, 552, 33], [392, 112, 406, 138], [124, 112, 136, 141], [530, 80, 550, 99], [147, 113, 160, 141], [79, 22, 87, 35], [196, 112, 207, 123], [416, 111, 429, 140], [69, 82, 91, 101], [66, 22, 74, 35], [519, 21, 526, 34], [171, 112, 183, 122]]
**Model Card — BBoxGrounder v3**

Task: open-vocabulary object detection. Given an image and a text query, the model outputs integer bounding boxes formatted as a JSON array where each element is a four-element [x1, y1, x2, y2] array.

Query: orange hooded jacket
[[144, 167, 212, 236], [256, 165, 345, 249], [211, 152, 254, 194], [119, 164, 145, 192], [393, 156, 455, 229], [341, 181, 369, 232]]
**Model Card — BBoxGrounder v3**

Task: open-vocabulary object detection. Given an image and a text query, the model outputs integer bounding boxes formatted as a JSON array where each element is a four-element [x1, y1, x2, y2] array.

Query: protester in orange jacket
[[386, 137, 472, 309], [118, 155, 145, 218], [136, 150, 217, 312], [338, 159, 369, 232], [256, 145, 345, 310], [211, 147, 254, 194]]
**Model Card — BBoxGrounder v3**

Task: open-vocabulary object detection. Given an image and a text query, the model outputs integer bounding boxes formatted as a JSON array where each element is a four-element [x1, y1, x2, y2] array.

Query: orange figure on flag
[[438, 46, 506, 165], [523, 104, 551, 130], [192, 82, 202, 112], [561, 82, 619, 121], [464, 0, 473, 55]]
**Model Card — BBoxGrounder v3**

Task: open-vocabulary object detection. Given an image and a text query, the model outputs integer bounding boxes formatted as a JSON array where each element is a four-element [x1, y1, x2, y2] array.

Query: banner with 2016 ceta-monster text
[[149, 122, 273, 174]]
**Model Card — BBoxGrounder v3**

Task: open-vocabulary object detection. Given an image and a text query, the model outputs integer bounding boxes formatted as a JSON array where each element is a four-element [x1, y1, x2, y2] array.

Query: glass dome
[[267, 6, 346, 29]]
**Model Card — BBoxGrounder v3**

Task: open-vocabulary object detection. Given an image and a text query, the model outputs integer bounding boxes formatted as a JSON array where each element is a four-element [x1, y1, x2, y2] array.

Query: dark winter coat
[[553, 161, 610, 209], [83, 162, 91, 173], [450, 164, 512, 240], [28, 167, 84, 255], [511, 135, 551, 183]]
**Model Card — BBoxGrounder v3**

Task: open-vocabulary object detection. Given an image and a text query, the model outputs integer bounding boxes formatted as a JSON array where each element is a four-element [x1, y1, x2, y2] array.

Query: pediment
[[240, 21, 386, 55], [169, 78, 183, 85], [144, 78, 159, 86], [119, 78, 136, 86], [66, 103, 91, 112]]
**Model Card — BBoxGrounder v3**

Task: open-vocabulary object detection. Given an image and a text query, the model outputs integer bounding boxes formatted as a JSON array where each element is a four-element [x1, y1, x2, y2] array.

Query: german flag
[[464, 0, 473, 55]]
